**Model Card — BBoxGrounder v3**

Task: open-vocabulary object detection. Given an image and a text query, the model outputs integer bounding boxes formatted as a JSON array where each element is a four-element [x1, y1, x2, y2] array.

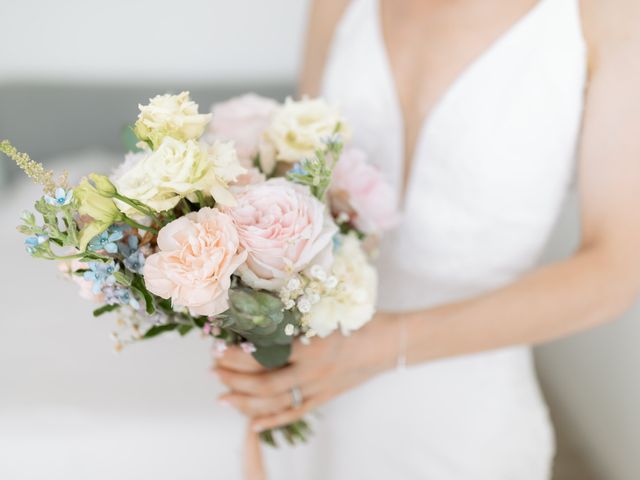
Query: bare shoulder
[[580, 0, 640, 71], [298, 0, 351, 96]]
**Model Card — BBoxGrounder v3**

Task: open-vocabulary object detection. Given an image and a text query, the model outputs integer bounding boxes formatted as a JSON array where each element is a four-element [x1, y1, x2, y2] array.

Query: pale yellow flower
[[75, 177, 123, 250], [134, 91, 212, 147], [263, 97, 351, 163], [114, 137, 244, 215]]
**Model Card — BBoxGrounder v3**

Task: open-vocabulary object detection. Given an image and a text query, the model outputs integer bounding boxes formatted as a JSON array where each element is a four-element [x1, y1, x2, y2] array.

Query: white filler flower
[[305, 234, 377, 337]]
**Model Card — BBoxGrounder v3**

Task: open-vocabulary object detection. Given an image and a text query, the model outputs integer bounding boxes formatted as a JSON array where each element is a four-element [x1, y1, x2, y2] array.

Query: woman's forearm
[[371, 245, 640, 369]]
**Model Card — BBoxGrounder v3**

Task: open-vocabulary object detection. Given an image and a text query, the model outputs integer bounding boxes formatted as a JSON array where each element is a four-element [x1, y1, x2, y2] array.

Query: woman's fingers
[[219, 382, 317, 417], [214, 346, 266, 373], [250, 391, 331, 432], [214, 365, 302, 396]]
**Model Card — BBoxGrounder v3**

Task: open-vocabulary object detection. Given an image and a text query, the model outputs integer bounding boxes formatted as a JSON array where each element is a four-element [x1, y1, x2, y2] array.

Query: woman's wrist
[[354, 311, 409, 375]]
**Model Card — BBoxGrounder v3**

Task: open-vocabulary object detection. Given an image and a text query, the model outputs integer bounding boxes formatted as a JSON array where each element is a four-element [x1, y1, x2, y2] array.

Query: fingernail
[[253, 424, 264, 432], [218, 398, 231, 407]]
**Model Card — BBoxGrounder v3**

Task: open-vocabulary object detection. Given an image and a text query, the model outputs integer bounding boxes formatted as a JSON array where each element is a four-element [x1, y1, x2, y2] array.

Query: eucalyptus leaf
[[251, 343, 292, 369]]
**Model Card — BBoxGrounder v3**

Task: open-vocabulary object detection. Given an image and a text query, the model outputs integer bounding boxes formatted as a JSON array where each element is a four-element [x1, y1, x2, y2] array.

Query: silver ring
[[290, 385, 303, 408]]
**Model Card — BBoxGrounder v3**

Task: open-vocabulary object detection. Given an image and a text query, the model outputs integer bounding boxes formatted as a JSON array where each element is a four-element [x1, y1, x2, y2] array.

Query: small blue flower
[[83, 260, 119, 294], [104, 286, 140, 310], [44, 187, 74, 207], [289, 163, 308, 176], [88, 227, 125, 254], [118, 235, 138, 256], [119, 235, 145, 274], [124, 251, 145, 274], [332, 234, 343, 252], [24, 234, 48, 254]]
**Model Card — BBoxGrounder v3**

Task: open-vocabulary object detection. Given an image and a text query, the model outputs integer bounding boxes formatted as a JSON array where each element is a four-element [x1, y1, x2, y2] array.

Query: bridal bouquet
[[1, 92, 397, 446]]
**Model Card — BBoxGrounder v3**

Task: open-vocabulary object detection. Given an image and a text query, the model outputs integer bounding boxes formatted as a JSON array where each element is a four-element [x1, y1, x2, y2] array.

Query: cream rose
[[143, 208, 246, 317], [113, 137, 244, 215], [225, 178, 338, 291], [305, 234, 377, 337], [264, 97, 350, 163], [134, 91, 212, 147]]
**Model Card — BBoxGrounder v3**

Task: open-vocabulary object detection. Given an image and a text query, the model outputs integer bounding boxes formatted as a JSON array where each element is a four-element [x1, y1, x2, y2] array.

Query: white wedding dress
[[265, 0, 587, 478]]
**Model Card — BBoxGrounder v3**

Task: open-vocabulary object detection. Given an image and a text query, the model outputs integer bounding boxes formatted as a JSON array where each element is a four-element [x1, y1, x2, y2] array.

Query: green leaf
[[143, 323, 179, 339], [93, 304, 120, 317], [177, 325, 193, 336], [251, 343, 292, 369], [156, 298, 173, 312], [131, 275, 155, 315], [114, 271, 132, 286]]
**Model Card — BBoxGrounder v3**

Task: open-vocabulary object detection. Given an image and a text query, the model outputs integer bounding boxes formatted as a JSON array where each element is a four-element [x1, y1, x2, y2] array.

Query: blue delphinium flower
[[88, 226, 125, 254], [24, 234, 48, 254], [44, 187, 74, 207], [83, 260, 119, 294], [119, 235, 145, 274], [103, 286, 140, 310]]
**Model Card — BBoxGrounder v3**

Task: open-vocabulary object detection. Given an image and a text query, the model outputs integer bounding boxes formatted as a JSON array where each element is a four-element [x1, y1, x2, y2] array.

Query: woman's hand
[[212, 312, 397, 432]]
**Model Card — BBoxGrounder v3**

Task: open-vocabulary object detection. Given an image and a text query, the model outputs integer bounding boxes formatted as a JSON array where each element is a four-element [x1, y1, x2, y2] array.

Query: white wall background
[[1, 1, 639, 479], [0, 0, 310, 84]]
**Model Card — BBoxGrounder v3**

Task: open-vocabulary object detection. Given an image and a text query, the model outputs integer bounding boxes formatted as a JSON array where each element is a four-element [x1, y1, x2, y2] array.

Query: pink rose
[[225, 178, 337, 291], [233, 167, 266, 187], [330, 148, 399, 234], [58, 259, 105, 303], [208, 93, 278, 167], [143, 208, 247, 316]]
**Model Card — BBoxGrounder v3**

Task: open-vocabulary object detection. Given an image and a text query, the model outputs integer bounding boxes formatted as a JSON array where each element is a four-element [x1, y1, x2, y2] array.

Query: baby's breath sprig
[[0, 140, 68, 194]]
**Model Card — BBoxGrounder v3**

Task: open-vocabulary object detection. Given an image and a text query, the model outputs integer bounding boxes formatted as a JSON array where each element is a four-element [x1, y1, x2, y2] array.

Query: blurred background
[[1, 1, 638, 479]]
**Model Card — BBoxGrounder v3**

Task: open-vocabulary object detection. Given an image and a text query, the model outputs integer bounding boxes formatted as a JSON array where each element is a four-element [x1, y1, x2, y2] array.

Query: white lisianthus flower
[[264, 97, 351, 163], [113, 137, 245, 215], [134, 91, 212, 148], [305, 234, 377, 337]]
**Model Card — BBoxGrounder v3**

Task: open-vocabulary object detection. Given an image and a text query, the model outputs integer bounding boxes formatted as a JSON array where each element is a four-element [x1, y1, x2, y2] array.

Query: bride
[[213, 0, 640, 478]]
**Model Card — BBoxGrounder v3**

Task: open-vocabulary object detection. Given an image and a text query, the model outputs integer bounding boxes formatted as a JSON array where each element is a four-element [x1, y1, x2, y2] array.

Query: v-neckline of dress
[[374, 0, 550, 209]]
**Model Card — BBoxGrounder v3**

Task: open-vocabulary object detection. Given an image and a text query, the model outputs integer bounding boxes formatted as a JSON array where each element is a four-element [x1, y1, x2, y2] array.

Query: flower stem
[[123, 217, 158, 235], [113, 193, 156, 217]]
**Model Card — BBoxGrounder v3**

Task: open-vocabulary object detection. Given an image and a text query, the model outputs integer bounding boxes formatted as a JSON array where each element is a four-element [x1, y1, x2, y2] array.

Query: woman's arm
[[213, 0, 640, 431], [399, 0, 640, 364], [298, 0, 350, 96]]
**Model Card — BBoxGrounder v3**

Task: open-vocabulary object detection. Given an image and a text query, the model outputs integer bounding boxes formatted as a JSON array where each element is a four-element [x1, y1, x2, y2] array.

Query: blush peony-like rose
[[207, 93, 278, 166], [225, 178, 338, 291], [330, 148, 399, 234], [143, 208, 246, 316]]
